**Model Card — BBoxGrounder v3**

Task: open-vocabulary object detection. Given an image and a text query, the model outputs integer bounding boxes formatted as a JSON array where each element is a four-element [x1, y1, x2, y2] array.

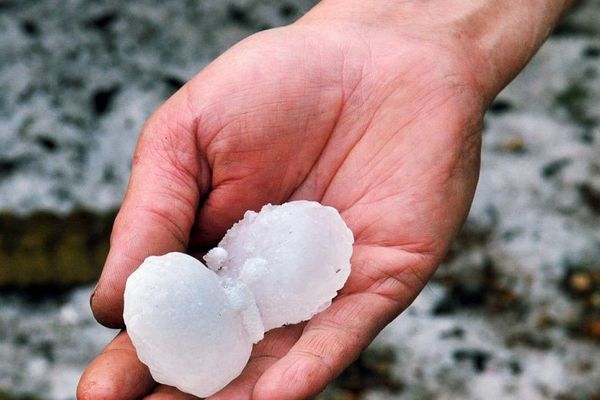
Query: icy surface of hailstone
[[212, 201, 354, 330], [123, 201, 354, 397], [123, 253, 253, 397]]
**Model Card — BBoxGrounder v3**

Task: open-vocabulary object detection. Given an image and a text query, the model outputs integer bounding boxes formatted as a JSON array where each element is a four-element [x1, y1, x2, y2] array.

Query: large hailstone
[[123, 201, 354, 397]]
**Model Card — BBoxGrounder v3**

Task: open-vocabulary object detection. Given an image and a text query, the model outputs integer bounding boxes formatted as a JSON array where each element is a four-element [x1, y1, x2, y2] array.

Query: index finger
[[77, 331, 156, 400], [91, 87, 207, 328], [253, 244, 437, 399]]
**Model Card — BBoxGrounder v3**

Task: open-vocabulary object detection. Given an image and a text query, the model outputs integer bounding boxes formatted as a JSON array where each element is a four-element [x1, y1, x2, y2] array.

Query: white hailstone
[[204, 246, 228, 271], [123, 201, 354, 397], [123, 253, 253, 397], [215, 201, 354, 330]]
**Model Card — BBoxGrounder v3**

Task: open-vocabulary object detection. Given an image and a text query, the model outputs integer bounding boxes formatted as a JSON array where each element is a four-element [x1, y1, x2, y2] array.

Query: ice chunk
[[123, 253, 252, 397], [221, 279, 265, 343], [217, 200, 354, 330], [204, 246, 228, 271], [123, 201, 354, 397]]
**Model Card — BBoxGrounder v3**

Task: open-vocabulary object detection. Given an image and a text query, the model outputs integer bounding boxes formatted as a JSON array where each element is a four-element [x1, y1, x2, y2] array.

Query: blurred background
[[0, 1, 599, 399]]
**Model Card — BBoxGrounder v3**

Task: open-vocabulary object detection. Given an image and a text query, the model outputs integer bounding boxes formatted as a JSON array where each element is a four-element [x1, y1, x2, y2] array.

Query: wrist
[[299, 0, 575, 103]]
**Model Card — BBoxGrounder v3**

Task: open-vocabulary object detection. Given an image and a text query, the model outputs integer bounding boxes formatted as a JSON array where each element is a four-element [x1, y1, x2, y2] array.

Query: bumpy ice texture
[[123, 253, 253, 396], [123, 201, 354, 397]]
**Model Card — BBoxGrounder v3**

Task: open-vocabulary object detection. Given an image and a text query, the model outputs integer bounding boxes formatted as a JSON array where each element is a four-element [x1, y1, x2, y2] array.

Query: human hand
[[77, 0, 572, 398]]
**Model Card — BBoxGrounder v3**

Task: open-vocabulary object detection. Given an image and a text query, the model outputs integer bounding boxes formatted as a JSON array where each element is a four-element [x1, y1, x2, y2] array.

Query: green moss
[[0, 390, 43, 400], [0, 210, 116, 287], [554, 81, 592, 126]]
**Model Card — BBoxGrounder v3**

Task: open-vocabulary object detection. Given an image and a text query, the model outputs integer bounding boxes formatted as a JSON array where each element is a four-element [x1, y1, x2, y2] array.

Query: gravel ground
[[0, 0, 316, 214], [1, 1, 599, 399]]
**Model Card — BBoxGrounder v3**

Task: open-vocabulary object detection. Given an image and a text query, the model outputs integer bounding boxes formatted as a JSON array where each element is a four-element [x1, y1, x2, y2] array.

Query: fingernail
[[89, 282, 99, 310]]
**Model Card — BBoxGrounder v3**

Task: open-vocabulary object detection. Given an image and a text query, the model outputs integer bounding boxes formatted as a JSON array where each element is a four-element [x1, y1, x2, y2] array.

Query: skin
[[78, 1, 574, 399]]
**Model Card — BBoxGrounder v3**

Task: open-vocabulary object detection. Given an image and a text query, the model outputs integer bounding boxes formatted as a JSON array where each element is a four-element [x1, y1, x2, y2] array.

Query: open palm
[[79, 20, 485, 400]]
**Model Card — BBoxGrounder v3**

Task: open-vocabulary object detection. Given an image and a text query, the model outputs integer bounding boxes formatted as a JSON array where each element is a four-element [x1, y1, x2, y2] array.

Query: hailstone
[[123, 200, 354, 397]]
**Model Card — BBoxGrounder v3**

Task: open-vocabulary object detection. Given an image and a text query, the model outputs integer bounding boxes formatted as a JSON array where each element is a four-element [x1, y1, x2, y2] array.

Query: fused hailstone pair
[[123, 201, 354, 397]]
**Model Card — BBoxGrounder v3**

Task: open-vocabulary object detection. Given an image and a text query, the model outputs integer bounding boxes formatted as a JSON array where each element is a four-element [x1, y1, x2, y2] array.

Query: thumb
[[91, 87, 208, 328]]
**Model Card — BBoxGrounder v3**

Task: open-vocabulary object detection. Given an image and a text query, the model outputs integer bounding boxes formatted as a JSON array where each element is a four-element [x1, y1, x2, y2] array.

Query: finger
[[92, 88, 209, 328], [253, 246, 436, 400], [144, 385, 200, 400], [251, 294, 391, 399], [78, 331, 155, 400], [208, 325, 304, 400]]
